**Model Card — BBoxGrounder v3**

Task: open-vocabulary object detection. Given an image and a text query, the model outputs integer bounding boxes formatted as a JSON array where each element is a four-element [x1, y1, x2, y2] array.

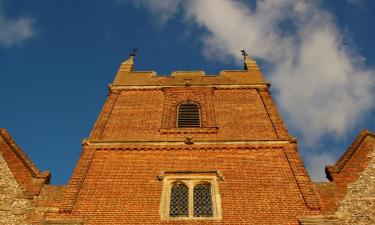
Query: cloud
[[305, 152, 337, 181], [127, 0, 182, 24], [128, 0, 375, 147], [0, 3, 35, 47]]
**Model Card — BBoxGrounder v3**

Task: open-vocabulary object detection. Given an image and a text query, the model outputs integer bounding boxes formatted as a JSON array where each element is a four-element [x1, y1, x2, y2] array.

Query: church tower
[[50, 53, 322, 224]]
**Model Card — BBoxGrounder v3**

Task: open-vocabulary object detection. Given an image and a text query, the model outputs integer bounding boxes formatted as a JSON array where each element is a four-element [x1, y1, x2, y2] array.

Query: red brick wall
[[99, 89, 164, 140], [66, 146, 317, 225], [54, 85, 321, 224], [91, 87, 287, 142], [333, 136, 374, 189]]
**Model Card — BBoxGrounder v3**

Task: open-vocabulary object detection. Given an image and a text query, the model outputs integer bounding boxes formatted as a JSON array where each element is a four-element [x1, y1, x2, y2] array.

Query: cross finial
[[241, 49, 248, 59], [130, 48, 138, 57]]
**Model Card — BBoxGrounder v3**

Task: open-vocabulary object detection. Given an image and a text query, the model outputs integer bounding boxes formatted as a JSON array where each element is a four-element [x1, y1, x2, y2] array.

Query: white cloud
[[0, 3, 35, 47], [305, 152, 337, 181], [129, 0, 375, 147]]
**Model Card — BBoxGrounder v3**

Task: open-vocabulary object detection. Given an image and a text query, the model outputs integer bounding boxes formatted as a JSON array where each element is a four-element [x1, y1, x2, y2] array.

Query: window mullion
[[188, 180, 194, 218]]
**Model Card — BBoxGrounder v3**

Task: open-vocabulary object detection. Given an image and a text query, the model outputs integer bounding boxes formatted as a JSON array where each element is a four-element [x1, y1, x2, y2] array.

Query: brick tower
[[48, 54, 322, 224]]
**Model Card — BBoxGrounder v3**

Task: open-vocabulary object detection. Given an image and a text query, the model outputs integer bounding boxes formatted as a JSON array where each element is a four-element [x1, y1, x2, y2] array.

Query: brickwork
[[59, 145, 96, 212], [213, 88, 278, 140], [160, 87, 217, 129], [282, 144, 320, 209], [92, 87, 285, 142], [28, 185, 65, 224], [257, 89, 289, 139], [99, 89, 164, 140], [51, 57, 321, 224], [314, 182, 339, 213], [56, 145, 317, 225], [327, 132, 374, 188], [89, 91, 120, 140]]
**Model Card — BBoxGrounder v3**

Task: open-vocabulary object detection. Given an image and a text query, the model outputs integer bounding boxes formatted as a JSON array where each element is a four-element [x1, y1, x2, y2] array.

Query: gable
[[0, 128, 50, 197], [326, 130, 375, 185]]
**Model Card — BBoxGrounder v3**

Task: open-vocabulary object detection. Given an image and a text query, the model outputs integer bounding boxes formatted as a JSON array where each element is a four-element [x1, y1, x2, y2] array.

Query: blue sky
[[1, 0, 374, 184]]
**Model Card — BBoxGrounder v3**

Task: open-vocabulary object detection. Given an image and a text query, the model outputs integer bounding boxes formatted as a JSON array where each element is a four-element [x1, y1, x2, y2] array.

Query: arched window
[[193, 183, 213, 217], [160, 175, 222, 219], [169, 182, 189, 217], [177, 102, 200, 128]]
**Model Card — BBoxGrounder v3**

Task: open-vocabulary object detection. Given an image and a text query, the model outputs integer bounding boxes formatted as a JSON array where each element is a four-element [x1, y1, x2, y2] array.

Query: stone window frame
[[159, 172, 222, 220]]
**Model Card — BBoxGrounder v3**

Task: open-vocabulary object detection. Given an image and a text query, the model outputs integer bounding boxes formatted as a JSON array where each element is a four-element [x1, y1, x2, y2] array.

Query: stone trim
[[109, 84, 270, 90], [94, 146, 284, 153], [83, 139, 293, 147], [86, 144, 287, 152], [298, 215, 340, 225], [43, 218, 84, 225], [158, 127, 218, 135], [159, 174, 222, 220], [157, 170, 224, 181]]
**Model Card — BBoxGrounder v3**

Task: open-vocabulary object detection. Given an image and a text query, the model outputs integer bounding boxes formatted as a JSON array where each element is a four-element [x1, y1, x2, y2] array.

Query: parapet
[[111, 55, 266, 88]]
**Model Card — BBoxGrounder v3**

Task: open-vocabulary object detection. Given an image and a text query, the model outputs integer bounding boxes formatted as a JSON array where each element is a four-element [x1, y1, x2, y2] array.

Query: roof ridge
[[325, 129, 375, 180]]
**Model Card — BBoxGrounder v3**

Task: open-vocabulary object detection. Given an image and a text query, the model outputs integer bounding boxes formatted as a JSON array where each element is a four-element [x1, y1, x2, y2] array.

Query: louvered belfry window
[[169, 183, 189, 217], [177, 102, 200, 128]]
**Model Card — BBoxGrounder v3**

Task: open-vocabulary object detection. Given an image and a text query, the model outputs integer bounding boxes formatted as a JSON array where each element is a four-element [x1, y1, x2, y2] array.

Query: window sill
[[158, 127, 218, 135]]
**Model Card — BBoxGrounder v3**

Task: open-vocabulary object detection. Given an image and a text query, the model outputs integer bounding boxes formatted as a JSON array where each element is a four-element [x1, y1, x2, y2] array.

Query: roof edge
[[0, 128, 45, 178], [325, 129, 375, 181]]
